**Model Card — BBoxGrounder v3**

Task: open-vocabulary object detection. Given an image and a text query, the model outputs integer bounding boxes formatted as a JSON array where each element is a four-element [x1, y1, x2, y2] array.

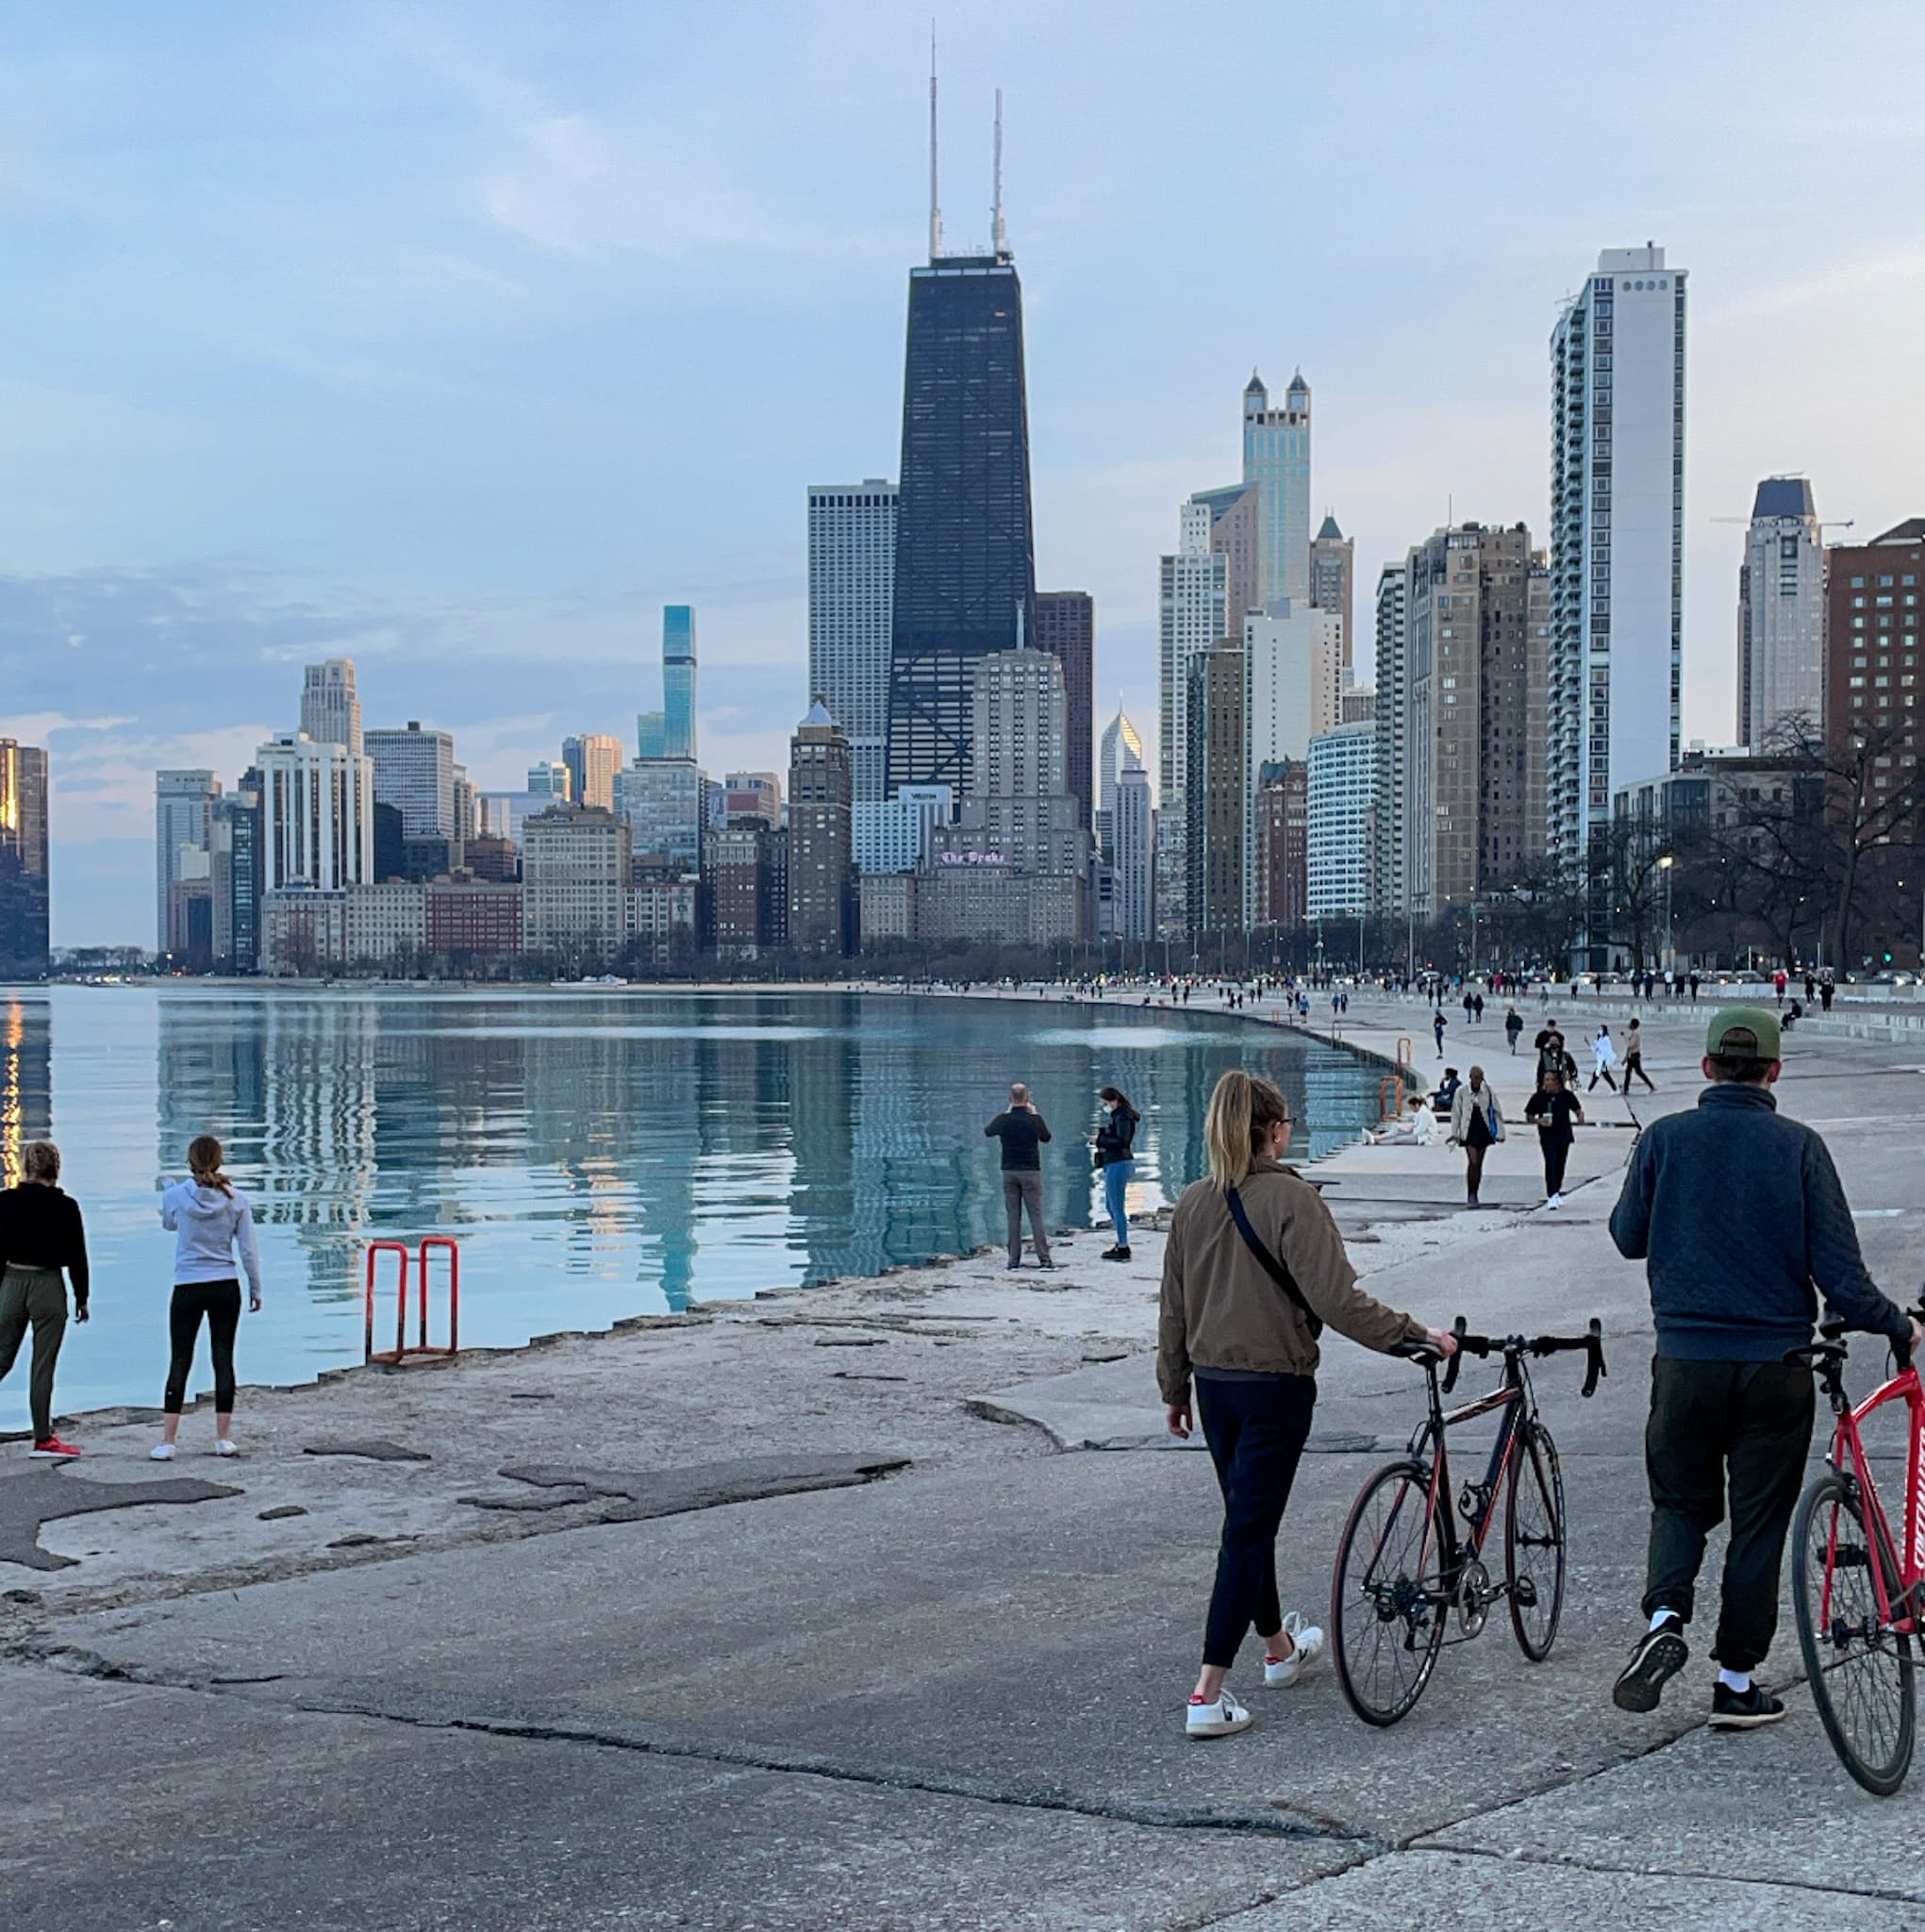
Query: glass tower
[[886, 252, 1037, 799], [662, 606, 697, 761]]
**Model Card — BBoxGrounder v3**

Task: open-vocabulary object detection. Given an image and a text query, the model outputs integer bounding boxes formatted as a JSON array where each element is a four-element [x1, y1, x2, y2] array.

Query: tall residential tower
[[1243, 370, 1313, 608], [1549, 245, 1687, 894], [807, 480, 898, 804]]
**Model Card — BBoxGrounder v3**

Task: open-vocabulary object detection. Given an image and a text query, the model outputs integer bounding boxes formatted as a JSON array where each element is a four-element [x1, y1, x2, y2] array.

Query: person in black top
[[1522, 1071, 1585, 1208], [985, 1084, 1054, 1271], [0, 1141, 91, 1457], [1091, 1086, 1140, 1262]]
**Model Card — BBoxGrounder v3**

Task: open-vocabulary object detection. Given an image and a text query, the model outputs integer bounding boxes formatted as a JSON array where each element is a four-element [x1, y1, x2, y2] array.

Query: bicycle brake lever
[[1582, 1319, 1605, 1399]]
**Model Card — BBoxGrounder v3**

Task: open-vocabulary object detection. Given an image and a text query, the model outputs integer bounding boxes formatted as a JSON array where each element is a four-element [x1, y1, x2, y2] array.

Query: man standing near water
[[986, 1084, 1055, 1272]]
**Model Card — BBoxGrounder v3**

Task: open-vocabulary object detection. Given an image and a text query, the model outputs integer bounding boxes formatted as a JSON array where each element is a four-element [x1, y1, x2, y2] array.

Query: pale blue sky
[[6, 1, 1922, 943]]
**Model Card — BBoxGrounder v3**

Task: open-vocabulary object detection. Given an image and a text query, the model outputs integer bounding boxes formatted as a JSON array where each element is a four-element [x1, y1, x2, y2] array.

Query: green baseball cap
[[1706, 1006, 1781, 1061]]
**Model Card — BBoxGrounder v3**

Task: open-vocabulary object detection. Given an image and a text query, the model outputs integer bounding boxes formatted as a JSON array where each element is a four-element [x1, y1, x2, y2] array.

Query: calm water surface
[[0, 987, 1382, 1423]]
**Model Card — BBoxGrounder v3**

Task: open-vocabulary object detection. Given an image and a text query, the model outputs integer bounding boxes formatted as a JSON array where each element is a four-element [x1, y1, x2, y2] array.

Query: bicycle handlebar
[[1441, 1315, 1606, 1399]]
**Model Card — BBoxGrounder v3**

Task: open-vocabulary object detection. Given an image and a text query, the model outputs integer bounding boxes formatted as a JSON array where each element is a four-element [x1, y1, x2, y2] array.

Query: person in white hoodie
[[152, 1136, 261, 1460]]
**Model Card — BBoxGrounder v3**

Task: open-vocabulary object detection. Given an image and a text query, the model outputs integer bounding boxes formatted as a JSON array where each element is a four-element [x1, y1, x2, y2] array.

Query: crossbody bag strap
[[1223, 1186, 1323, 1339]]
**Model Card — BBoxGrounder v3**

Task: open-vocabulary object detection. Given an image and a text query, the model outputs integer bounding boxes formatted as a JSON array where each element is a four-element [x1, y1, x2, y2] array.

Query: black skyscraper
[[886, 252, 1037, 799]]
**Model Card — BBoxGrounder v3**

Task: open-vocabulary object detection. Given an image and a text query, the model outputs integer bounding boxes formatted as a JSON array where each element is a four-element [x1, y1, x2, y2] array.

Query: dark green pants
[[0, 1264, 68, 1442], [1642, 1356, 1815, 1672]]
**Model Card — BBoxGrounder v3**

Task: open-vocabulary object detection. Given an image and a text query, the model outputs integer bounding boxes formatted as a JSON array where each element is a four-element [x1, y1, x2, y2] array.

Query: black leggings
[[164, 1279, 242, 1414], [1196, 1374, 1318, 1667]]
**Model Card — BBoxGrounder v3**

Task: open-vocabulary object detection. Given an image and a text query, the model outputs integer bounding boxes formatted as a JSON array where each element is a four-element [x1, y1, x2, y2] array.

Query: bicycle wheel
[[1793, 1472, 1915, 1794], [1332, 1458, 1450, 1726], [1506, 1421, 1567, 1661]]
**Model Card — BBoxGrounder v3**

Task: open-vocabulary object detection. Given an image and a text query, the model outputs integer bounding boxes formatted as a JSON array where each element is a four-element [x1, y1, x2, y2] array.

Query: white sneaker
[[1186, 1686, 1253, 1739], [1547, 1193, 1562, 1209], [1264, 1612, 1326, 1688], [149, 1443, 175, 1461], [213, 1438, 239, 1457]]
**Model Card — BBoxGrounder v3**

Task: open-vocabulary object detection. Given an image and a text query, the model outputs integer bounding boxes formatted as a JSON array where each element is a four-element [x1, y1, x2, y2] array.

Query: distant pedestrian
[[1803, 973, 1816, 1004], [1449, 1066, 1505, 1209], [1158, 1069, 1457, 1740], [1607, 1008, 1923, 1731], [153, 1136, 262, 1459], [1504, 1007, 1523, 1055], [0, 1141, 91, 1458], [1689, 973, 1701, 1003], [1622, 1018, 1656, 1092], [1773, 969, 1787, 1008], [1472, 992, 1485, 1024], [1819, 972, 1834, 1013], [1523, 1070, 1585, 1208], [986, 1085, 1055, 1272], [1091, 1086, 1139, 1262], [1533, 1023, 1572, 1093], [1588, 1026, 1619, 1092], [1434, 1009, 1448, 1058]]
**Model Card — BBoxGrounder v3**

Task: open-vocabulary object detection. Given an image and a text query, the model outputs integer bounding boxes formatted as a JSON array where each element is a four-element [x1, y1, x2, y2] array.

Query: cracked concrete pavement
[[5, 993, 1924, 1928]]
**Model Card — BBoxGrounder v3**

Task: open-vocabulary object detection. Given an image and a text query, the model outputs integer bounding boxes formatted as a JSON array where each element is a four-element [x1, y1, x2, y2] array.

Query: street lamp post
[[1657, 854, 1675, 975]]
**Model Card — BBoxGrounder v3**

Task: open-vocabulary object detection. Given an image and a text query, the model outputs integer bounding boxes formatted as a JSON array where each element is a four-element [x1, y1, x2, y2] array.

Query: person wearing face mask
[[1090, 1086, 1140, 1261]]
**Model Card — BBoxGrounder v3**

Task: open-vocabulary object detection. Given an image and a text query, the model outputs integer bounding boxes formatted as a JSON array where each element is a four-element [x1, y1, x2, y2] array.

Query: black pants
[[1541, 1137, 1570, 1196], [164, 1279, 242, 1415], [1623, 1052, 1655, 1092], [1642, 1357, 1815, 1672], [1196, 1374, 1317, 1667]]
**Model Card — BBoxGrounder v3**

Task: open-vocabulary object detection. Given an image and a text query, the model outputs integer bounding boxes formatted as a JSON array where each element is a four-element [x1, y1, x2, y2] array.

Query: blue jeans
[[1102, 1158, 1135, 1245]]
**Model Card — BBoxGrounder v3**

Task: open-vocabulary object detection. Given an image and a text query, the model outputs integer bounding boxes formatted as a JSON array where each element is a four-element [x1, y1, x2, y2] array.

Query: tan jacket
[[1156, 1158, 1426, 1403]]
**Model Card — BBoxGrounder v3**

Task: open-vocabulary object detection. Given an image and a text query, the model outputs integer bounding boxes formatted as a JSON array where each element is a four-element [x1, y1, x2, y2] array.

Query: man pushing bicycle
[[1607, 1006, 1924, 1728]]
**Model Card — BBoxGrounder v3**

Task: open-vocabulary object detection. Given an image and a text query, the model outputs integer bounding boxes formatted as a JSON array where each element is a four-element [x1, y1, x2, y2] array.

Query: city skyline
[[5, 6, 1923, 943]]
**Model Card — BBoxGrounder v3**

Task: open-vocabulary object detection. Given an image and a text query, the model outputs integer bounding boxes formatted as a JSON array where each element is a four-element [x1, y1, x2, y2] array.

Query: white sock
[[1649, 1609, 1678, 1633], [1718, 1668, 1751, 1694]]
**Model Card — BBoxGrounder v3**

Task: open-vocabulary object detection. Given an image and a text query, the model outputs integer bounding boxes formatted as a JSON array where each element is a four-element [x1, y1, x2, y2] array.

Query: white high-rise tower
[[1155, 500, 1228, 932], [807, 480, 898, 805], [1549, 245, 1687, 900], [300, 658, 362, 754], [1243, 370, 1313, 608]]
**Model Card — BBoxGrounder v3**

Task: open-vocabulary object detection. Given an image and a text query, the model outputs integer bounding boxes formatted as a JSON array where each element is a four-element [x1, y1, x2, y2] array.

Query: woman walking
[[153, 1137, 261, 1459], [1091, 1086, 1140, 1262], [1523, 1069, 1585, 1208], [1449, 1066, 1505, 1209], [1587, 1025, 1619, 1092], [0, 1142, 91, 1457], [1621, 1017, 1656, 1092], [1158, 1071, 1455, 1739]]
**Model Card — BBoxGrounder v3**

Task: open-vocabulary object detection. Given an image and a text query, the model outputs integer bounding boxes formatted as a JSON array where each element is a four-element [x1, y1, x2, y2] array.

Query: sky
[[5, 1, 1924, 946]]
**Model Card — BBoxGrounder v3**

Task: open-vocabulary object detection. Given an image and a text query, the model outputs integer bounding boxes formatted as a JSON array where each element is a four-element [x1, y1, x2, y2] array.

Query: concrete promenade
[[5, 990, 1925, 1927]]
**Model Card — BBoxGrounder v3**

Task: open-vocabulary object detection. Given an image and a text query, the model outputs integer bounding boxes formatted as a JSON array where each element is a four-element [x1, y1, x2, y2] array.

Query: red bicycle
[[1789, 1313, 1925, 1794]]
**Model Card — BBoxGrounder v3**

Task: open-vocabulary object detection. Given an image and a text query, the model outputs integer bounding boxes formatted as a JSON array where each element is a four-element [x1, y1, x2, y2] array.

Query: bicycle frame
[[1411, 1352, 1533, 1599], [1824, 1360, 1925, 1638]]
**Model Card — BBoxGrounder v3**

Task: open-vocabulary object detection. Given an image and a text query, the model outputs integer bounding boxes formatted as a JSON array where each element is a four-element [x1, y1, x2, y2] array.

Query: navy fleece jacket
[[1608, 1083, 1909, 1361]]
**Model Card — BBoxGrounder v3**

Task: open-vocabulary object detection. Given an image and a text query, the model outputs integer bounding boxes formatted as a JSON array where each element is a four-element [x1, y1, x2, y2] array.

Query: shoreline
[[6, 983, 1397, 1443]]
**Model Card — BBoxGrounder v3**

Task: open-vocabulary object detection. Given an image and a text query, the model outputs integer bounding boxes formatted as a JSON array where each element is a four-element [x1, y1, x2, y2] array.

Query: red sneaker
[[29, 1437, 80, 1458]]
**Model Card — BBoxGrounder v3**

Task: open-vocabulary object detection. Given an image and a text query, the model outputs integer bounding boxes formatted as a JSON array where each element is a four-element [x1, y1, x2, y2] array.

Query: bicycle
[[1787, 1310, 1925, 1795], [1331, 1315, 1606, 1725]]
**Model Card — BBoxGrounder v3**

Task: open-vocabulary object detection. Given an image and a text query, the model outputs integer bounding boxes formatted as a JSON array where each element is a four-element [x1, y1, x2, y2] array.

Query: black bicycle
[[1331, 1316, 1606, 1725]]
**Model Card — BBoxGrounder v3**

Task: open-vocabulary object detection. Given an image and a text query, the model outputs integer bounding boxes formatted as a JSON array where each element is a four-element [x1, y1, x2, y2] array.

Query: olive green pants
[[0, 1265, 68, 1442]]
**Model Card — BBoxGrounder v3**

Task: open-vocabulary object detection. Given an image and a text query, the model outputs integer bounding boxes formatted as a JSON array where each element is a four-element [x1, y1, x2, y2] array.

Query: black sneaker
[[1102, 1245, 1132, 1261], [1612, 1616, 1688, 1712], [1709, 1682, 1786, 1730]]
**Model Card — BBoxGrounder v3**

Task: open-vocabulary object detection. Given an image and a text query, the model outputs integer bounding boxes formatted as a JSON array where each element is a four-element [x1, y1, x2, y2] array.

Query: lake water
[[0, 987, 1383, 1424]]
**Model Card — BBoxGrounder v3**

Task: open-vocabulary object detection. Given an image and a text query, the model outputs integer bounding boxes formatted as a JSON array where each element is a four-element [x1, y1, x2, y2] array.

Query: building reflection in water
[[1, 997, 52, 1188], [142, 991, 1385, 1339]]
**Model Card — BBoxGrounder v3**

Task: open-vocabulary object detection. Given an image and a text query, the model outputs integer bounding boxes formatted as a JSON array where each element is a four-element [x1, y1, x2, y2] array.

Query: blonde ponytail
[[1204, 1070, 1290, 1190]]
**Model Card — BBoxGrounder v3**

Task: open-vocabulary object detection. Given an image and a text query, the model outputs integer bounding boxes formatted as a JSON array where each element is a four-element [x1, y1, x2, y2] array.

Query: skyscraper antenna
[[928, 25, 943, 261], [992, 87, 1006, 257]]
